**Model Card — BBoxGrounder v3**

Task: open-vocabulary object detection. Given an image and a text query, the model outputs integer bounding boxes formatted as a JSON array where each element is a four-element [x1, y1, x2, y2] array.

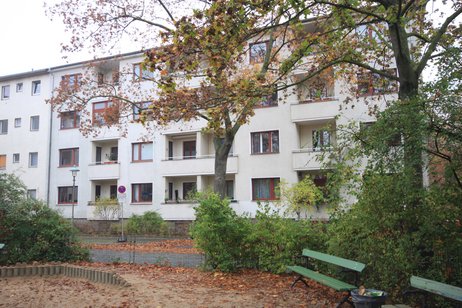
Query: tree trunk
[[213, 133, 235, 198]]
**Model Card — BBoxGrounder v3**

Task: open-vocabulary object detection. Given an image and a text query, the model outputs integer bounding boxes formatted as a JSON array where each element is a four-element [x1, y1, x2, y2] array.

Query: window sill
[[57, 203, 78, 206], [130, 202, 152, 205], [251, 152, 279, 155], [58, 165, 79, 168], [131, 160, 153, 163]]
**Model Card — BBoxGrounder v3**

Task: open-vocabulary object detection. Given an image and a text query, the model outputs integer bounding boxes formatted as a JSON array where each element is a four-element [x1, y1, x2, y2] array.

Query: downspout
[[46, 70, 54, 206]]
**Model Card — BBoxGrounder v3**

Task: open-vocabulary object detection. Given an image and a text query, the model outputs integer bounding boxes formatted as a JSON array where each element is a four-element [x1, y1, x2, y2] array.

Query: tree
[[47, 0, 461, 199]]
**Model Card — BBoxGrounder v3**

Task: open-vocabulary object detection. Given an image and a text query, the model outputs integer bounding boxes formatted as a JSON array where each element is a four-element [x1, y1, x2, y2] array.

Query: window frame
[[131, 183, 153, 203], [0, 155, 6, 169], [312, 129, 331, 151], [60, 111, 80, 129], [357, 69, 398, 96], [30, 115, 40, 131], [182, 182, 197, 200], [183, 140, 196, 159], [256, 90, 278, 108], [0, 119, 8, 134], [58, 186, 78, 205], [133, 63, 154, 81], [16, 83, 23, 93], [14, 118, 21, 128], [31, 80, 41, 96], [61, 73, 82, 89], [249, 41, 270, 64], [252, 178, 280, 201], [251, 130, 279, 154], [1, 85, 10, 100], [132, 142, 153, 162], [13, 153, 20, 163], [59, 148, 79, 167], [29, 152, 38, 168], [92, 101, 113, 126], [27, 189, 37, 200]]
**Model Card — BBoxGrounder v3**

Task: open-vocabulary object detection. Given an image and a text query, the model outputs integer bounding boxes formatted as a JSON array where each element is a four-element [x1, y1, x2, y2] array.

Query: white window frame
[[16, 82, 23, 92], [0, 119, 8, 134], [13, 153, 20, 163], [31, 80, 41, 96], [1, 85, 10, 100], [14, 118, 21, 128], [29, 152, 38, 168], [30, 116, 39, 131]]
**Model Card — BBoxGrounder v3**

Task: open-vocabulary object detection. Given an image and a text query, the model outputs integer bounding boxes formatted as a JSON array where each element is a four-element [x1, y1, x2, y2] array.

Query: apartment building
[[0, 46, 396, 225]]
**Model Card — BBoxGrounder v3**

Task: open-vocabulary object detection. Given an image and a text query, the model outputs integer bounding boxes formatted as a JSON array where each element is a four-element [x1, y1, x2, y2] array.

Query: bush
[[190, 192, 251, 272], [247, 203, 328, 273], [327, 174, 462, 302], [0, 199, 89, 264], [126, 211, 168, 235], [190, 193, 328, 273], [92, 198, 120, 220]]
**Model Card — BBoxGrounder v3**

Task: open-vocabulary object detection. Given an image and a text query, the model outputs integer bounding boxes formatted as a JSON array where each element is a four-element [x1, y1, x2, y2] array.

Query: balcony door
[[183, 141, 196, 159]]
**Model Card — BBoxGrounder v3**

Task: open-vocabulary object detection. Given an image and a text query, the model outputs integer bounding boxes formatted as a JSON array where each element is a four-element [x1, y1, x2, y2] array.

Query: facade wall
[[0, 51, 398, 222]]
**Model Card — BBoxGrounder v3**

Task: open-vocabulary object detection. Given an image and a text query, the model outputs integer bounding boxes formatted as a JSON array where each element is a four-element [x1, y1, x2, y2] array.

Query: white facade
[[0, 50, 396, 222]]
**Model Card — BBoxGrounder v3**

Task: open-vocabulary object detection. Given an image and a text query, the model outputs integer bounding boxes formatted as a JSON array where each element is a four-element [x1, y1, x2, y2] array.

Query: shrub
[[0, 198, 89, 264], [126, 211, 168, 235], [190, 192, 251, 272], [246, 203, 328, 273], [92, 198, 120, 220]]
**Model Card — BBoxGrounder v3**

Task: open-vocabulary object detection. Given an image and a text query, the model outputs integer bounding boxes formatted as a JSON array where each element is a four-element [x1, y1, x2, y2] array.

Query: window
[[357, 69, 397, 96], [97, 73, 104, 87], [250, 41, 270, 64], [92, 101, 114, 126], [312, 130, 331, 150], [1, 85, 10, 100], [252, 178, 280, 200], [58, 186, 78, 204], [110, 185, 118, 199], [359, 121, 401, 146], [183, 182, 197, 199], [59, 148, 79, 167], [16, 83, 23, 92], [27, 189, 37, 199], [132, 142, 153, 162], [133, 102, 152, 121], [30, 116, 39, 131], [226, 180, 234, 200], [256, 91, 278, 108], [60, 111, 80, 129], [0, 119, 7, 134], [31, 80, 41, 95], [251, 130, 279, 154], [13, 153, 20, 163], [0, 155, 6, 169], [14, 118, 21, 127], [133, 63, 154, 81], [132, 183, 153, 203], [183, 141, 196, 159], [61, 74, 82, 89], [29, 152, 38, 168]]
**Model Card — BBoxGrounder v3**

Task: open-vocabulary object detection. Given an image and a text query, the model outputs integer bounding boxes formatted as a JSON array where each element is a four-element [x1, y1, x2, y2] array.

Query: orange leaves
[[84, 239, 201, 254]]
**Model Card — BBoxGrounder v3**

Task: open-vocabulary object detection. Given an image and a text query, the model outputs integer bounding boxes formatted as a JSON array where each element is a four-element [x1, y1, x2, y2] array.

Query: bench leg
[[291, 275, 309, 289], [336, 292, 354, 308]]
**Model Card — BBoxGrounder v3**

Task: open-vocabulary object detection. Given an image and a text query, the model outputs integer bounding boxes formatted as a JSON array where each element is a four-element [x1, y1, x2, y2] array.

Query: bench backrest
[[411, 276, 462, 302], [302, 249, 365, 272]]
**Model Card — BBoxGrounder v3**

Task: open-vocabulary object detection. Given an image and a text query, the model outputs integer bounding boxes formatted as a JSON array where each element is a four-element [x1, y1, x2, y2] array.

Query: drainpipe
[[46, 70, 54, 206]]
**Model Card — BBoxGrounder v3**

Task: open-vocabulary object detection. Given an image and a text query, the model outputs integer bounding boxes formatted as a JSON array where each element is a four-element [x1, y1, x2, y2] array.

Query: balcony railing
[[161, 154, 238, 176], [291, 98, 339, 123], [292, 148, 331, 170], [88, 161, 120, 180]]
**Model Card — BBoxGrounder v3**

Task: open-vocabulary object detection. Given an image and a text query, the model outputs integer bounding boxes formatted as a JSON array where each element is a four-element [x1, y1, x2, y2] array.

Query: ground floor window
[[252, 178, 280, 200], [132, 183, 152, 203], [58, 186, 78, 204]]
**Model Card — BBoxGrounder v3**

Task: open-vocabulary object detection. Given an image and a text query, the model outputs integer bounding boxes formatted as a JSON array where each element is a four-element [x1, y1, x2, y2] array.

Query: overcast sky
[[0, 0, 455, 78]]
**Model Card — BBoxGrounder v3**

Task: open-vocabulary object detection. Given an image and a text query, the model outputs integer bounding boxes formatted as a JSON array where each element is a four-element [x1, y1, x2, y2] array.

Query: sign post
[[117, 185, 127, 242]]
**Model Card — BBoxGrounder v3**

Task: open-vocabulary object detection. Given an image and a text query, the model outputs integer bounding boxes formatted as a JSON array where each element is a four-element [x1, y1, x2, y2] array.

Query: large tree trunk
[[213, 133, 235, 198]]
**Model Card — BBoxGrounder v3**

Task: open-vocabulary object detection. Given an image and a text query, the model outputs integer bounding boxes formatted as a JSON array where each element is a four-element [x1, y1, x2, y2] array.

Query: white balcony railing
[[161, 154, 238, 176], [290, 99, 339, 123], [88, 162, 120, 180], [292, 149, 330, 170]]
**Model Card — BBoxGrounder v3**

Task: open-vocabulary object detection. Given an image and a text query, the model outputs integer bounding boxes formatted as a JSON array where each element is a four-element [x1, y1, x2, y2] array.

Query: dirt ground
[[0, 263, 342, 307]]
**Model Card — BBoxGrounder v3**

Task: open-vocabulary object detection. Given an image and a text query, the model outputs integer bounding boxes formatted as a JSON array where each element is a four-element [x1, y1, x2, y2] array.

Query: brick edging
[[0, 264, 130, 287]]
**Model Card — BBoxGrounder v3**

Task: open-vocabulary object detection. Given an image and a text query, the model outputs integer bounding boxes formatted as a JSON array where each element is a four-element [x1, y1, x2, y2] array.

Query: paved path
[[90, 249, 204, 268]]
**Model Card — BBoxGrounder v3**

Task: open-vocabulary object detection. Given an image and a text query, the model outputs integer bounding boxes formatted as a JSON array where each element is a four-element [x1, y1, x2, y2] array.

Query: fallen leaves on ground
[[83, 239, 201, 254]]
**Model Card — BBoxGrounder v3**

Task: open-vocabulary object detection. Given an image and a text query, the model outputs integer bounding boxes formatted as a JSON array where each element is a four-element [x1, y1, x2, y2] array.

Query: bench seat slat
[[411, 276, 462, 302], [302, 249, 365, 272], [287, 265, 357, 291]]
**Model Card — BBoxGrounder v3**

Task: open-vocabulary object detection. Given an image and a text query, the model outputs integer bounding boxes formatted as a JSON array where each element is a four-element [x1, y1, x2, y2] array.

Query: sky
[[0, 0, 456, 78]]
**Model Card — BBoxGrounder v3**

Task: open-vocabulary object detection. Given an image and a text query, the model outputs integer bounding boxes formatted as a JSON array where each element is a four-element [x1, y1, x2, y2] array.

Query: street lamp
[[70, 165, 80, 225]]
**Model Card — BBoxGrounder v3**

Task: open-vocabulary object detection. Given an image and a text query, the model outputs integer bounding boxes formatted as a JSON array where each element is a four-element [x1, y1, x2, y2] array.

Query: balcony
[[290, 99, 339, 123], [161, 155, 238, 176], [88, 162, 120, 180], [292, 149, 330, 171]]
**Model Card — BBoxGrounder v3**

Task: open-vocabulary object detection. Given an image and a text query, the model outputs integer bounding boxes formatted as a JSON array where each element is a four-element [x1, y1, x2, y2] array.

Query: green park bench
[[0, 243, 4, 250], [287, 248, 366, 308], [404, 275, 462, 307]]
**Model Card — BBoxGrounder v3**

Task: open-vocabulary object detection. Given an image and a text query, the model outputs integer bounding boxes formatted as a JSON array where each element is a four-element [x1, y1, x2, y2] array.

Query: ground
[[0, 263, 342, 307], [0, 239, 343, 307]]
